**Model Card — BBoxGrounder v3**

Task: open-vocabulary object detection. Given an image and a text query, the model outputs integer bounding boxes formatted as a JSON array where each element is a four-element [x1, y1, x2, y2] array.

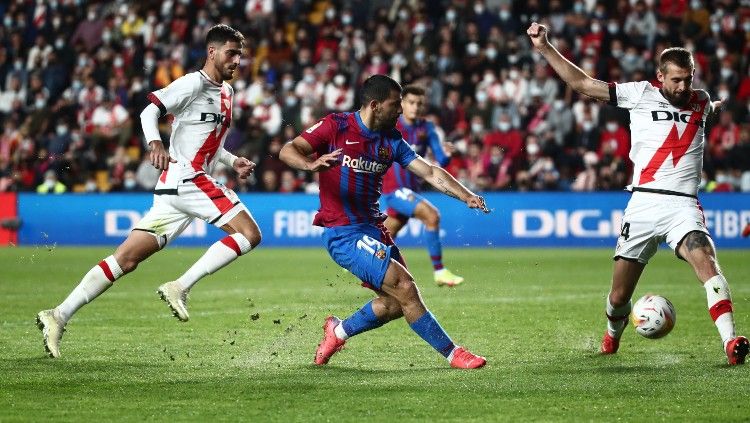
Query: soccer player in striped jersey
[[280, 74, 489, 369], [528, 22, 748, 365], [36, 25, 261, 358], [382, 85, 465, 287]]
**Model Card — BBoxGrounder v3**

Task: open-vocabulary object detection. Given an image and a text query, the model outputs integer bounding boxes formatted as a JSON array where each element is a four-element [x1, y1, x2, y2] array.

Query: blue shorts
[[382, 188, 425, 220], [322, 223, 404, 290]]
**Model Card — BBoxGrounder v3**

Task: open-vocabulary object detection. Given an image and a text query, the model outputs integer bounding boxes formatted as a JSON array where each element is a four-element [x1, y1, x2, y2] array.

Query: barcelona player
[[382, 85, 464, 286], [280, 75, 489, 368]]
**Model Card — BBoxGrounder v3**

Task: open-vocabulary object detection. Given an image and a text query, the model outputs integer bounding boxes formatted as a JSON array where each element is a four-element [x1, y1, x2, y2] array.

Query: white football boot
[[36, 309, 66, 358], [157, 281, 190, 322]]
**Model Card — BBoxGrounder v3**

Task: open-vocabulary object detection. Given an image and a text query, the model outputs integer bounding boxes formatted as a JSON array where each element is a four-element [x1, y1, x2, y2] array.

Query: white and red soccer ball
[[630, 295, 676, 339]]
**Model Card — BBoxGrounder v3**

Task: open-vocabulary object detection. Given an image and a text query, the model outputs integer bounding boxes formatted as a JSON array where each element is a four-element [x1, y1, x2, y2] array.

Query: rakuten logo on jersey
[[341, 154, 387, 174], [651, 111, 704, 127]]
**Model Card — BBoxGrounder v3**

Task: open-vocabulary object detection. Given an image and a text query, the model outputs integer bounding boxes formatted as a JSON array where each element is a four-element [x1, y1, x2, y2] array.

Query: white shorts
[[614, 191, 709, 264], [134, 173, 249, 247]]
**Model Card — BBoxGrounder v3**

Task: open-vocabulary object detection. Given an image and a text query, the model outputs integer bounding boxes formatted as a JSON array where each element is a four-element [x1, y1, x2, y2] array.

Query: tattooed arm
[[406, 156, 489, 213]]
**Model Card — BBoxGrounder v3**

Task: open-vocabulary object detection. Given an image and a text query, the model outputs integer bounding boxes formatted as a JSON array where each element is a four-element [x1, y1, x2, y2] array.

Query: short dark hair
[[658, 47, 694, 73], [206, 24, 245, 47], [402, 85, 426, 97], [360, 74, 402, 105]]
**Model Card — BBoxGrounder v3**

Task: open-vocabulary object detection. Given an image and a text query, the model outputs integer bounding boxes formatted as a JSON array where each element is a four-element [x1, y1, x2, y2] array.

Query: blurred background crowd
[[1, 0, 749, 195]]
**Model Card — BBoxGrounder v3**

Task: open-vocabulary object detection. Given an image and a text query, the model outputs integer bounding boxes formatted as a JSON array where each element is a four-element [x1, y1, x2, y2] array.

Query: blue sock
[[409, 311, 455, 357], [424, 228, 444, 271], [341, 301, 384, 338]]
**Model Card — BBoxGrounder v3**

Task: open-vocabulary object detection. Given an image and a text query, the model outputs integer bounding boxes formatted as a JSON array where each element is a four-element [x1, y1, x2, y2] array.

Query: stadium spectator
[[36, 169, 66, 194]]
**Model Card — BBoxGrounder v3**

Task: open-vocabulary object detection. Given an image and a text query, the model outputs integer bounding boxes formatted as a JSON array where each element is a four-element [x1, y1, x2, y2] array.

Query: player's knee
[[424, 208, 440, 227], [381, 297, 404, 320], [393, 277, 419, 303], [243, 228, 262, 248], [117, 256, 139, 274], [608, 290, 630, 308]]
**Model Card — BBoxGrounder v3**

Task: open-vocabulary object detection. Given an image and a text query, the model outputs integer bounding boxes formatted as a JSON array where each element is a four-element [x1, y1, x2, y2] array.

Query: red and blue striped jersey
[[382, 117, 448, 194], [301, 112, 418, 227]]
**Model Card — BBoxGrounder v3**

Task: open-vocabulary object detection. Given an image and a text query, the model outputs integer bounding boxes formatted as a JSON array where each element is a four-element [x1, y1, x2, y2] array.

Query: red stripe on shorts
[[192, 174, 234, 214], [98, 260, 115, 282], [709, 299, 733, 321], [220, 235, 242, 255]]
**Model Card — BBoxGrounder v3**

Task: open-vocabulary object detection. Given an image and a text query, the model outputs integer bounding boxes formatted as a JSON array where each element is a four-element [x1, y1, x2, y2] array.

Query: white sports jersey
[[611, 81, 712, 196], [147, 70, 234, 190]]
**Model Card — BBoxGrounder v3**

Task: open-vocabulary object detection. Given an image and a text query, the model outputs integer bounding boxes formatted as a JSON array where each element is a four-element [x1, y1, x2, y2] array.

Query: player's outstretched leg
[[159, 217, 258, 321], [381, 260, 485, 369], [36, 255, 124, 357]]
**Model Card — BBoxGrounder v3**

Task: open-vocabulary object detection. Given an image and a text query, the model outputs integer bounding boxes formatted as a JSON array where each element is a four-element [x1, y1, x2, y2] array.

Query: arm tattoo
[[435, 177, 460, 200], [685, 231, 711, 252]]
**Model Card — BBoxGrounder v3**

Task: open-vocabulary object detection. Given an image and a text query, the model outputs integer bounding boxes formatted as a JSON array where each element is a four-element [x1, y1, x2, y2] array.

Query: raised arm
[[407, 156, 489, 213], [527, 22, 611, 102], [279, 136, 342, 172]]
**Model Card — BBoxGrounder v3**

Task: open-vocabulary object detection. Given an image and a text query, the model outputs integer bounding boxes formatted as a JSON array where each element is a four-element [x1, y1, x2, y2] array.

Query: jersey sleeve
[[147, 74, 201, 117], [300, 115, 337, 153], [393, 137, 418, 168], [610, 81, 650, 110], [426, 122, 450, 166]]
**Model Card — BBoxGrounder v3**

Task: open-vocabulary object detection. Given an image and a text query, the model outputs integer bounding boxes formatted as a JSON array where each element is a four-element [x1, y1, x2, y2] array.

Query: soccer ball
[[630, 295, 676, 339]]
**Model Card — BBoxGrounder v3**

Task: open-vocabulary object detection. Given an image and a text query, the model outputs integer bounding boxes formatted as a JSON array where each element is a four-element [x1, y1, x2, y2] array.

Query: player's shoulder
[[167, 71, 202, 91]]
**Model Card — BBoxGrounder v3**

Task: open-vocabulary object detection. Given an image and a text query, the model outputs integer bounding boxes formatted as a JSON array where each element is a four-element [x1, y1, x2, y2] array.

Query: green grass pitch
[[1, 246, 748, 421]]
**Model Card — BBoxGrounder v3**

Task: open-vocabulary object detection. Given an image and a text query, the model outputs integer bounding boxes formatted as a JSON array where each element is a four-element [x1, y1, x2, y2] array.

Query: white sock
[[605, 295, 631, 339], [177, 233, 252, 290], [704, 274, 736, 346], [446, 346, 458, 362], [334, 323, 349, 340], [57, 256, 123, 322]]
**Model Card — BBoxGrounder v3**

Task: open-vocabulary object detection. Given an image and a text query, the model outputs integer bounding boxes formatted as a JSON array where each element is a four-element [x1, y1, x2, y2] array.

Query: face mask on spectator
[[606, 122, 618, 132], [486, 48, 498, 60], [72, 79, 83, 90], [88, 11, 96, 21], [498, 122, 511, 131], [102, 30, 112, 44], [582, 121, 594, 131], [474, 4, 484, 14], [35, 98, 46, 109], [55, 38, 64, 49], [718, 90, 730, 99], [124, 178, 137, 190], [325, 8, 335, 20], [334, 75, 345, 86], [716, 48, 727, 59], [591, 23, 601, 33], [471, 122, 484, 134], [711, 23, 720, 34], [342, 14, 352, 25], [573, 2, 584, 14], [720, 68, 733, 79], [45, 178, 56, 189], [476, 91, 488, 103], [85, 180, 98, 192], [263, 96, 275, 106], [446, 9, 456, 22], [131, 81, 142, 92], [553, 100, 565, 110], [113, 57, 124, 68], [398, 9, 409, 21], [509, 70, 519, 79], [371, 56, 382, 66], [3, 16, 12, 27], [282, 78, 294, 90], [691, 0, 702, 9], [607, 23, 619, 34], [742, 22, 750, 32], [304, 73, 315, 83], [14, 60, 23, 70], [285, 96, 298, 107], [56, 125, 68, 136], [499, 10, 510, 20], [414, 22, 426, 35], [414, 50, 426, 62], [144, 57, 155, 69], [611, 49, 623, 58]]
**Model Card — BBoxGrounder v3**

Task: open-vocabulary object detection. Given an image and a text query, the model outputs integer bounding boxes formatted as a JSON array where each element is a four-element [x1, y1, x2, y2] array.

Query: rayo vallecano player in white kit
[[527, 22, 748, 365], [36, 25, 262, 358]]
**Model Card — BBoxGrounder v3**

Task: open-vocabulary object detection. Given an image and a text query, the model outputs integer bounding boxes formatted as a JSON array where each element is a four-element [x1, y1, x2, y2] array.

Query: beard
[[662, 88, 691, 108]]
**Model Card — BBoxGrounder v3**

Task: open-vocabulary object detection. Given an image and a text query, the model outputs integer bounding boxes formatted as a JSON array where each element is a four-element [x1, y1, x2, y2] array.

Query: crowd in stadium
[[0, 0, 749, 194]]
